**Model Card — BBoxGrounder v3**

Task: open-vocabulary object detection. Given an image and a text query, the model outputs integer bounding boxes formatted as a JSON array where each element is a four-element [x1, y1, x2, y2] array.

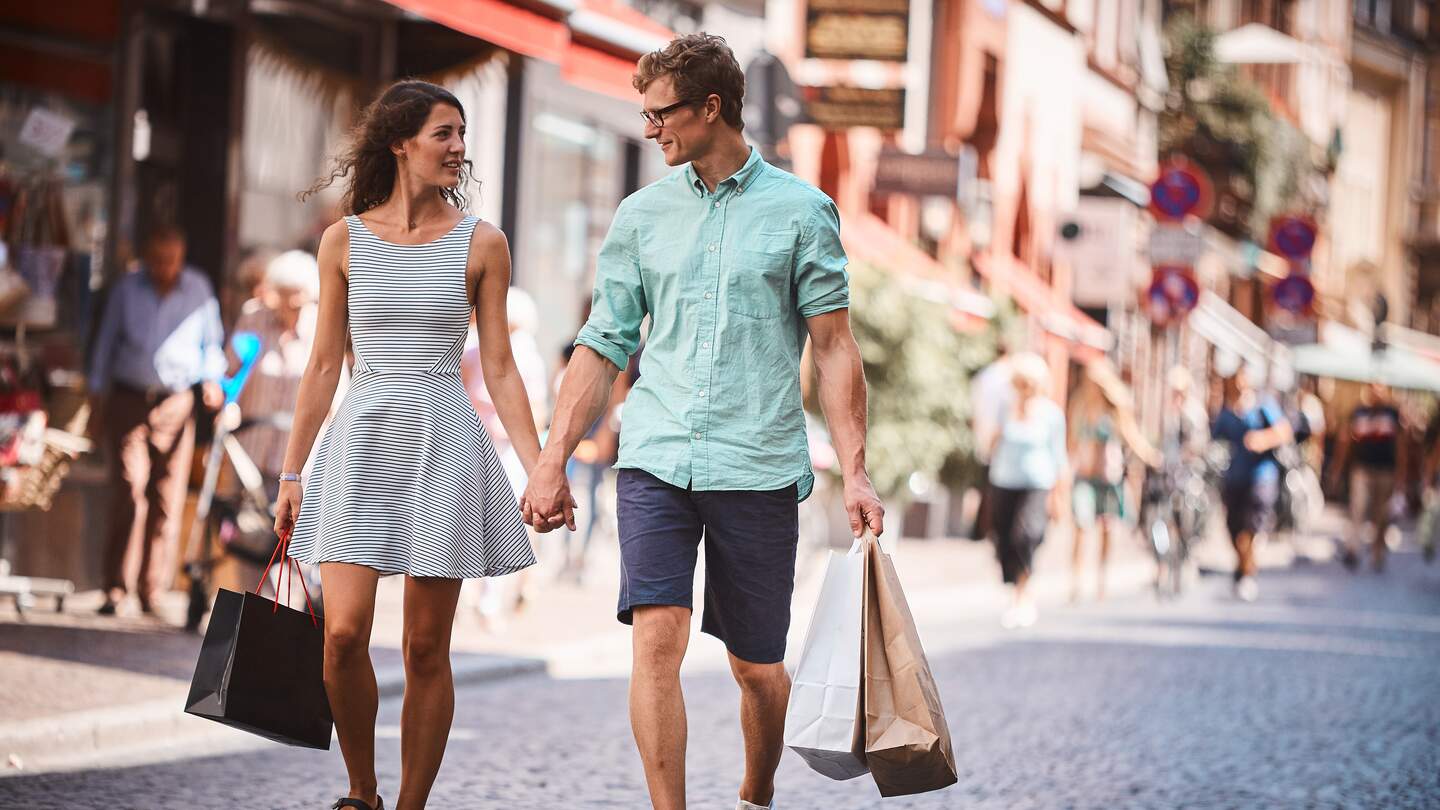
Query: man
[[1330, 382, 1407, 572], [522, 33, 884, 810], [89, 225, 226, 616]]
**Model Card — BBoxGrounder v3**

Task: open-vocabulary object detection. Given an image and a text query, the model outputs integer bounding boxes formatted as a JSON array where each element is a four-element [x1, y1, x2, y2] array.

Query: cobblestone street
[[6, 545, 1439, 810]]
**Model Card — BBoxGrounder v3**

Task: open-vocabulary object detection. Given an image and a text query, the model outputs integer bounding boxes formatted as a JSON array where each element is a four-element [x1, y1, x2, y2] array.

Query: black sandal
[[332, 798, 383, 810]]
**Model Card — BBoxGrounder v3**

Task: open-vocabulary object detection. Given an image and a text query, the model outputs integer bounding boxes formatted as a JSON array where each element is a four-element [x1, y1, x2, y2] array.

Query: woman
[[1067, 363, 1157, 601], [274, 80, 543, 810], [1212, 366, 1291, 602], [987, 353, 1069, 629]]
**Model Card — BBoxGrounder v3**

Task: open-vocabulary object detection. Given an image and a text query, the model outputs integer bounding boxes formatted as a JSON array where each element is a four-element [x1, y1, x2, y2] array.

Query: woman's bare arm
[[471, 223, 543, 476]]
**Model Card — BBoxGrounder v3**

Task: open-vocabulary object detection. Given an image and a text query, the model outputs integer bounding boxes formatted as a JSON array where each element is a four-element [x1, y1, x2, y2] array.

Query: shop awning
[[562, 0, 672, 101], [1214, 23, 1309, 65], [1188, 291, 1289, 378], [384, 0, 569, 63], [841, 212, 995, 329], [971, 252, 1112, 353], [1291, 321, 1440, 393]]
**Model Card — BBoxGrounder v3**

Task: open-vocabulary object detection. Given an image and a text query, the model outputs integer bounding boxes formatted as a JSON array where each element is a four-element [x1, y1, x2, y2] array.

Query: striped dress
[[288, 215, 536, 578]]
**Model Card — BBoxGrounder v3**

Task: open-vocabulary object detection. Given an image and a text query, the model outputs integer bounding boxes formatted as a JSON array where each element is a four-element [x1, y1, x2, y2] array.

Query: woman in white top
[[987, 353, 1069, 629]]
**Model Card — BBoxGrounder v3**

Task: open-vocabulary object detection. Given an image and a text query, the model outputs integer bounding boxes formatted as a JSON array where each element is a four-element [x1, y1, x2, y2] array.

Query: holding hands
[[521, 460, 577, 533]]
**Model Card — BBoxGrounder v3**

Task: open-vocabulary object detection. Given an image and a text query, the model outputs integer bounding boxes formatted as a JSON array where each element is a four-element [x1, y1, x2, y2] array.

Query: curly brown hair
[[302, 80, 475, 214], [633, 33, 745, 131]]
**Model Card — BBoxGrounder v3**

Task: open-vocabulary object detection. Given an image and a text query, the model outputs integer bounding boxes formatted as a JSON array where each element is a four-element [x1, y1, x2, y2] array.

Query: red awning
[[972, 252, 1112, 355], [842, 212, 995, 330], [384, 0, 568, 63], [561, 42, 642, 102]]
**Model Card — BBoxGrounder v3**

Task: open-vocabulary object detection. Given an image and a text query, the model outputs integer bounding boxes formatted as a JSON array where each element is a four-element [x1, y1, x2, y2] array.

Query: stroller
[[181, 332, 320, 631]]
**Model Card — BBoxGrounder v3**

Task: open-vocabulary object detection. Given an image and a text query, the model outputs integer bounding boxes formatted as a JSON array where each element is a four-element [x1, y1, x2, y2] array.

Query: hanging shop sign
[[805, 0, 911, 62], [1149, 160, 1213, 221], [873, 147, 963, 198], [1146, 265, 1200, 327], [800, 85, 906, 131]]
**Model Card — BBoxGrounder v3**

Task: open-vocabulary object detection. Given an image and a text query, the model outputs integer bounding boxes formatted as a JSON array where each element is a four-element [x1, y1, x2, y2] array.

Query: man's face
[[641, 75, 711, 167], [145, 237, 185, 288]]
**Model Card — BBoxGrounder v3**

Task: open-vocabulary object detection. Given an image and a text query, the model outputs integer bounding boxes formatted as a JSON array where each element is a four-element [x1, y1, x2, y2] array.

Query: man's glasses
[[640, 99, 698, 128]]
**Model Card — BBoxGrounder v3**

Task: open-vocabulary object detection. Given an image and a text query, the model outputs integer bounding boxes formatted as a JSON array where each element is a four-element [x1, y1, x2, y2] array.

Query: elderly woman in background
[[228, 250, 329, 481], [987, 352, 1070, 629]]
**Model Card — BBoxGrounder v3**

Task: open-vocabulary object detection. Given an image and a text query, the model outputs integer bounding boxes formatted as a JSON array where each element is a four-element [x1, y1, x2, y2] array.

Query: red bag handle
[[255, 529, 319, 628]]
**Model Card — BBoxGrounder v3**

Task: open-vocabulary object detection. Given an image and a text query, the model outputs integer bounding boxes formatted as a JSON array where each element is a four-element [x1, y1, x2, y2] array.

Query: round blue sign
[[1272, 274, 1315, 314], [1150, 167, 1206, 220], [1270, 216, 1317, 260]]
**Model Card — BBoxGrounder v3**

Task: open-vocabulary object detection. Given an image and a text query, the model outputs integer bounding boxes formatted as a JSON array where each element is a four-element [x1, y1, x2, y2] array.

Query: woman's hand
[[274, 480, 303, 538]]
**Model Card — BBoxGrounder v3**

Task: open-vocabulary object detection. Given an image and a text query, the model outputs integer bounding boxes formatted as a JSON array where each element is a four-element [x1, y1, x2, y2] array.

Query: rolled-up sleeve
[[794, 199, 850, 318], [576, 204, 647, 371]]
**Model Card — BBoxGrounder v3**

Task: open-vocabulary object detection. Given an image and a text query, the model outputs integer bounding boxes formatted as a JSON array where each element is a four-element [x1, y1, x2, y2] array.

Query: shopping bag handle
[[255, 529, 319, 628], [852, 529, 895, 556]]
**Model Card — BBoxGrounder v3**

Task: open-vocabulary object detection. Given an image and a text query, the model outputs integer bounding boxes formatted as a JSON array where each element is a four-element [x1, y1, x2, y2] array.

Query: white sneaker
[[1235, 576, 1259, 602], [1015, 601, 1038, 628], [737, 800, 774, 810]]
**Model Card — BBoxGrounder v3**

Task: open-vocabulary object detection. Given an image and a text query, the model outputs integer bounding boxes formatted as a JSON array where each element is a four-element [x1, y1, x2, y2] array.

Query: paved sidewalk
[[2, 505, 1306, 776]]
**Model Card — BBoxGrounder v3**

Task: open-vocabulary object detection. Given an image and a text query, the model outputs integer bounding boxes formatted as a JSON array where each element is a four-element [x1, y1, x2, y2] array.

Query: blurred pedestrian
[[87, 224, 226, 616], [1067, 363, 1157, 602], [1212, 366, 1292, 601], [1329, 382, 1407, 572], [970, 343, 1013, 540], [551, 342, 627, 583], [459, 285, 547, 628], [521, 33, 884, 810], [275, 80, 542, 810], [988, 352, 1068, 628]]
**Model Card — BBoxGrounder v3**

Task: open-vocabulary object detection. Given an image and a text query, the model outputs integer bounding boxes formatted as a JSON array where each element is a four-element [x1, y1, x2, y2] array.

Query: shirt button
[[713, 201, 721, 209], [698, 390, 707, 397], [704, 292, 713, 299], [702, 341, 711, 348], [708, 243, 717, 252], [694, 432, 703, 439]]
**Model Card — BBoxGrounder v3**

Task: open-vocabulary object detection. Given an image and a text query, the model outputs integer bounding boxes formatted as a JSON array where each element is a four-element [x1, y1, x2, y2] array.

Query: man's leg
[[102, 393, 151, 607], [615, 469, 705, 810], [138, 391, 195, 607], [728, 653, 789, 807], [1347, 468, 1371, 564], [694, 483, 799, 807], [1369, 470, 1396, 571], [631, 604, 692, 810]]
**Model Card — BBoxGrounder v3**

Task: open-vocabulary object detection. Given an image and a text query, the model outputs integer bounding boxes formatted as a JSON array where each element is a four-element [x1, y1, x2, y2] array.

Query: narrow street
[[8, 548, 1438, 809]]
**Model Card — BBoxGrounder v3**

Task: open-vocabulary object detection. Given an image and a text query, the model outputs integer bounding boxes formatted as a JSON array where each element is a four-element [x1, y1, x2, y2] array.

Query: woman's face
[[398, 103, 467, 189]]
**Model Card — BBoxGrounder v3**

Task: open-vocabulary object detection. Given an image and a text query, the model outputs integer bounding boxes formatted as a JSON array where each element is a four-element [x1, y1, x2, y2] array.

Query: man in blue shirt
[[522, 33, 884, 810], [88, 225, 226, 616]]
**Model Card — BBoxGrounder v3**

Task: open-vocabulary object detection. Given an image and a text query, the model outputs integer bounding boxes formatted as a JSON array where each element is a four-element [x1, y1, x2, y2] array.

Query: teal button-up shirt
[[575, 147, 850, 500]]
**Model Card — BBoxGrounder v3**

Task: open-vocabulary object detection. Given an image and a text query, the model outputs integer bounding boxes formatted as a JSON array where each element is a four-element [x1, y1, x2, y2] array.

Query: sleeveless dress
[[288, 215, 537, 578]]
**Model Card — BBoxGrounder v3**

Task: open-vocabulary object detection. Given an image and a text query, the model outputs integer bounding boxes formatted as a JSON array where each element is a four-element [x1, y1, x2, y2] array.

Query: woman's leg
[[1096, 516, 1112, 601], [397, 575, 464, 810], [319, 562, 383, 806]]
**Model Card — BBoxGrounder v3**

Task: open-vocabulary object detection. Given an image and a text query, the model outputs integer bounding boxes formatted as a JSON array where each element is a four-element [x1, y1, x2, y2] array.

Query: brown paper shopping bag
[[862, 536, 958, 797]]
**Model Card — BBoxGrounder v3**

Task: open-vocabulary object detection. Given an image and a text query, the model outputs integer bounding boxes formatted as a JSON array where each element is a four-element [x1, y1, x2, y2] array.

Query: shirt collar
[[686, 146, 766, 198]]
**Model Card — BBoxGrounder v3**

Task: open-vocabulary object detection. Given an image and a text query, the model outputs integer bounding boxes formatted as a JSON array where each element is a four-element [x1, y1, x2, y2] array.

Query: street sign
[[1149, 161, 1212, 221], [1271, 273, 1315, 314], [1147, 222, 1206, 266], [1269, 215, 1317, 260], [800, 85, 906, 130], [805, 0, 910, 61], [1146, 265, 1200, 326], [873, 148, 962, 197]]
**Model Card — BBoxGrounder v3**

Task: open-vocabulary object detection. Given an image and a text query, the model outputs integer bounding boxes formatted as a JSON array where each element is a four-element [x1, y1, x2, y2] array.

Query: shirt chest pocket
[[725, 235, 794, 320]]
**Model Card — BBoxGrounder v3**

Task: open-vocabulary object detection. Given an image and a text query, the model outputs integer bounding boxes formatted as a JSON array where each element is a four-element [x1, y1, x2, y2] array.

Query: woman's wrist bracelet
[[279, 472, 301, 484]]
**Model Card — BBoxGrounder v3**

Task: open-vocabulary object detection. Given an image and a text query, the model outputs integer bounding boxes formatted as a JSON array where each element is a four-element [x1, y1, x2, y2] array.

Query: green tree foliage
[[841, 262, 996, 501]]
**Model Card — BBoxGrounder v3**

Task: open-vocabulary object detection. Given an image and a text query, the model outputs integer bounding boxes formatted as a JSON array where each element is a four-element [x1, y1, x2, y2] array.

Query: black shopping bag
[[184, 534, 332, 749]]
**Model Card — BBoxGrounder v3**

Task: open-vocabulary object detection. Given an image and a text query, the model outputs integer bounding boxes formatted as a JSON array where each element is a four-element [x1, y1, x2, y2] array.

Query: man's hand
[[844, 473, 885, 538], [521, 458, 576, 533], [201, 381, 225, 410]]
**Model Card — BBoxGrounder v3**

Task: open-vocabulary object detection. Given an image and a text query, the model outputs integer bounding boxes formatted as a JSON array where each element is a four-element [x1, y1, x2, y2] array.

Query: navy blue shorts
[[615, 468, 799, 664]]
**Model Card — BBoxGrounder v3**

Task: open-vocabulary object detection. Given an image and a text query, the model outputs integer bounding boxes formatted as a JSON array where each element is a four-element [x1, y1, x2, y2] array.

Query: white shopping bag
[[784, 539, 868, 780]]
